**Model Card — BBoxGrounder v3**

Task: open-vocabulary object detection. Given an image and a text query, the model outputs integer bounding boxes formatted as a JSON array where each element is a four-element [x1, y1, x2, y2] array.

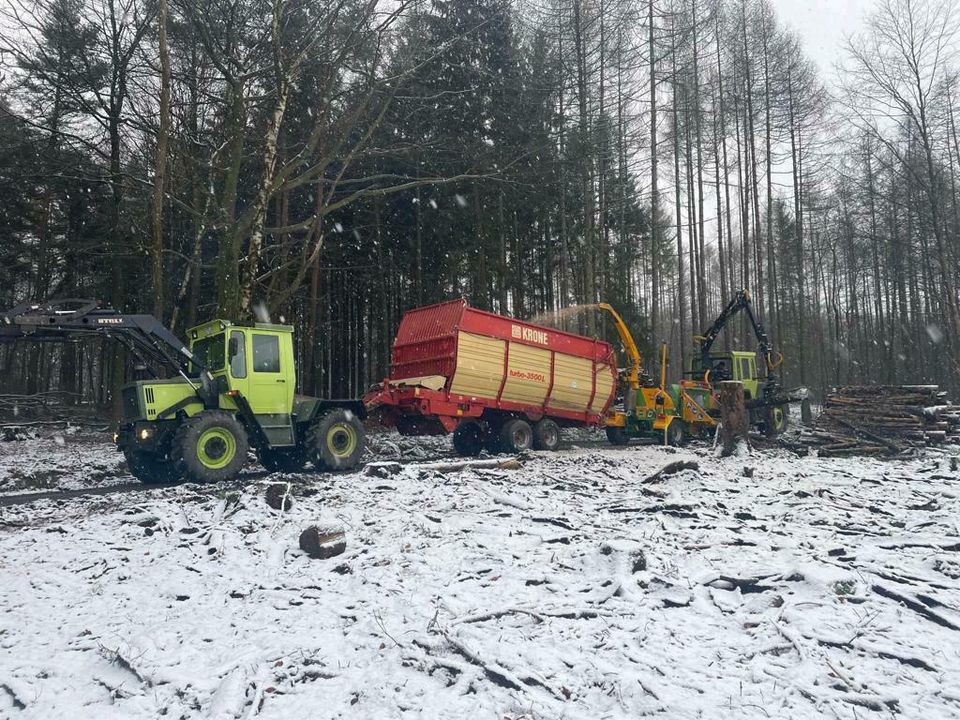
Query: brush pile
[[799, 385, 960, 457]]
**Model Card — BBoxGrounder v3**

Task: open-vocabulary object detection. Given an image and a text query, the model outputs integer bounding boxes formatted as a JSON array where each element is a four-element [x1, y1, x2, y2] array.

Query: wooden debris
[[299, 525, 346, 559], [642, 460, 699, 483], [418, 457, 522, 474], [364, 461, 402, 478], [799, 385, 960, 457], [265, 483, 293, 511]]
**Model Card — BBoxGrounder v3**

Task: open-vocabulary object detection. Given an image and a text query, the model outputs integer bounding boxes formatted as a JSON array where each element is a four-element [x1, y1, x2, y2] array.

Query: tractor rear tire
[[258, 447, 308, 474], [171, 411, 248, 483], [606, 426, 630, 446], [664, 420, 687, 447], [499, 418, 533, 453], [308, 408, 365, 472], [124, 449, 180, 485], [533, 419, 562, 451], [452, 421, 484, 457]]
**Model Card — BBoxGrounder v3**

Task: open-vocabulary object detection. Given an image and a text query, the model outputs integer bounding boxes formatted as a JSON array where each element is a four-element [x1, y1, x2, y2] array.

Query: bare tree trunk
[[150, 0, 171, 319]]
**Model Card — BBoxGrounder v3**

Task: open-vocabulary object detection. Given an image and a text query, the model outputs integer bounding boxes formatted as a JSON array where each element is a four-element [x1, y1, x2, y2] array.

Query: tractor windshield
[[190, 333, 225, 375]]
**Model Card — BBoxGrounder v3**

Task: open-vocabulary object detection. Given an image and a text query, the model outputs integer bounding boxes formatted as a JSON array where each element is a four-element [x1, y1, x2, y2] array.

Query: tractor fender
[[298, 398, 367, 423]]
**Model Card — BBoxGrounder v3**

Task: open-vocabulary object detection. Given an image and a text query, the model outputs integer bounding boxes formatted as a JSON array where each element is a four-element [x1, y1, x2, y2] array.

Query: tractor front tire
[[171, 411, 249, 483], [258, 447, 308, 474], [500, 418, 533, 453], [124, 449, 180, 485], [533, 419, 562, 451], [452, 421, 484, 457], [606, 426, 630, 446], [308, 408, 365, 472]]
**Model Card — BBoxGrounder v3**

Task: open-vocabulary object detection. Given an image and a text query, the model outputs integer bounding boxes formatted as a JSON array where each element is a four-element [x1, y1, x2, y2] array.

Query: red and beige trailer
[[363, 299, 617, 455]]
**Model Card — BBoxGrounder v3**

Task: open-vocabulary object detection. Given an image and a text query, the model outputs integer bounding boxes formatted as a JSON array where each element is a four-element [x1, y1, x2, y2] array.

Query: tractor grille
[[122, 387, 140, 419], [145, 387, 155, 405]]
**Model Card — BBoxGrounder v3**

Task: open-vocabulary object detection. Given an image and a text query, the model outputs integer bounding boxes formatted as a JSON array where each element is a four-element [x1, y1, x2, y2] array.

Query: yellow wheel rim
[[326, 422, 358, 458], [196, 427, 236, 469]]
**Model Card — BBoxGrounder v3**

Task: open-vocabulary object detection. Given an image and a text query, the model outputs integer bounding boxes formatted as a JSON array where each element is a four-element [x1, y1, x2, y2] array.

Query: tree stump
[[719, 381, 750, 457], [266, 483, 293, 511]]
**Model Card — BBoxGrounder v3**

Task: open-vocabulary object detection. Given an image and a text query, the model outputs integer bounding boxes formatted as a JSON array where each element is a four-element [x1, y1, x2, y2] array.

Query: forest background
[[1, 0, 958, 410]]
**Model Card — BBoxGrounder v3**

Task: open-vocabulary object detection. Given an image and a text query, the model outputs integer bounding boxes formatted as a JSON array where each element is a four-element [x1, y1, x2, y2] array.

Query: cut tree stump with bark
[[719, 381, 750, 457], [299, 525, 346, 559]]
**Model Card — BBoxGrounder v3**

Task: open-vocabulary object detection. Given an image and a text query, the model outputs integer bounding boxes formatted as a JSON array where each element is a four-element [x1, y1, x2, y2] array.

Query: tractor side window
[[191, 333, 225, 374], [740, 358, 752, 380], [229, 331, 247, 378], [252, 334, 280, 373]]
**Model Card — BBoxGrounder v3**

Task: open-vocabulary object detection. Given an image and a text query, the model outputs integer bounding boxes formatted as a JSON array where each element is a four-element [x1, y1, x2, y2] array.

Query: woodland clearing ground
[[0, 431, 958, 719]]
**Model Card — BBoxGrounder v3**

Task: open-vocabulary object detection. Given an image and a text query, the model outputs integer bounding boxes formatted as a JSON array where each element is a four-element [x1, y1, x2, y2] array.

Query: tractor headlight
[[113, 433, 119, 443], [139, 427, 153, 441]]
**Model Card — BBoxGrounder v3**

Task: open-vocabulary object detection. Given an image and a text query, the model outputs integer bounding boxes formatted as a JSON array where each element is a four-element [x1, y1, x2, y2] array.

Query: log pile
[[799, 385, 960, 457]]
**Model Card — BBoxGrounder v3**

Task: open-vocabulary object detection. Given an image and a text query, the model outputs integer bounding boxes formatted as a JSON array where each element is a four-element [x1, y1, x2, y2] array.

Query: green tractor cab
[[1, 301, 366, 484]]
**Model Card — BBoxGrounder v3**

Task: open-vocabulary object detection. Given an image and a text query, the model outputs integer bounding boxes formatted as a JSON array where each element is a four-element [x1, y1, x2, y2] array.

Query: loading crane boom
[[694, 289, 782, 395], [1, 299, 218, 407]]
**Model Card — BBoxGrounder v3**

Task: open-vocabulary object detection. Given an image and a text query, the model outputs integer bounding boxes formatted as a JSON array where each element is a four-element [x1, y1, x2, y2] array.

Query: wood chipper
[[363, 299, 617, 455], [602, 289, 804, 446], [599, 305, 715, 446]]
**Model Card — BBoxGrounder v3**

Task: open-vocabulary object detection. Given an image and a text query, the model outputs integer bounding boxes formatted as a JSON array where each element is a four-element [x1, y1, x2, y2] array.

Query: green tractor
[[1, 300, 366, 483]]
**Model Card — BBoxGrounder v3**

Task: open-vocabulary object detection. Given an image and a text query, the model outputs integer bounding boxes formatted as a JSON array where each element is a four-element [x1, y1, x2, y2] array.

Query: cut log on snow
[[642, 460, 699, 484], [299, 525, 346, 559], [719, 381, 749, 457], [417, 457, 522, 474]]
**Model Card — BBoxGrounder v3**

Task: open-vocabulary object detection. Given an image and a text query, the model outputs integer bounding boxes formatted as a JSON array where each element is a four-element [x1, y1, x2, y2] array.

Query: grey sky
[[772, 0, 873, 79]]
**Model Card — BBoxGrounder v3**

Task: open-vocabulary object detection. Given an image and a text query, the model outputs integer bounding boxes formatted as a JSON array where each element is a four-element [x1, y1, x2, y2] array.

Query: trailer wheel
[[605, 426, 630, 446], [500, 418, 533, 453], [171, 411, 248, 483], [452, 421, 484, 457], [308, 408, 365, 471], [124, 449, 180, 484], [533, 419, 561, 451], [258, 447, 308, 474], [664, 419, 687, 447]]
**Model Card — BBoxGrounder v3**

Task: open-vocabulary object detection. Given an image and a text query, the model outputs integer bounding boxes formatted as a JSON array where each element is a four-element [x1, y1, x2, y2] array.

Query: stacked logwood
[[799, 385, 960, 457]]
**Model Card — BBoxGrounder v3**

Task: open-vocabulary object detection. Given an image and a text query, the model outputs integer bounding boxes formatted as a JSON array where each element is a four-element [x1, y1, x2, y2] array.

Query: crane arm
[[0, 299, 218, 407], [696, 289, 777, 375], [597, 302, 642, 390]]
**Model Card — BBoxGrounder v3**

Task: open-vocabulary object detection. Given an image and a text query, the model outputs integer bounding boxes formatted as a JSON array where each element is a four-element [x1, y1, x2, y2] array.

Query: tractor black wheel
[[171, 411, 249, 483], [258, 447, 308, 474], [605, 426, 630, 446], [124, 449, 180, 484], [533, 419, 562, 451], [764, 406, 789, 438], [499, 418, 533, 453], [308, 408, 365, 472], [664, 420, 687, 447], [452, 421, 485, 457]]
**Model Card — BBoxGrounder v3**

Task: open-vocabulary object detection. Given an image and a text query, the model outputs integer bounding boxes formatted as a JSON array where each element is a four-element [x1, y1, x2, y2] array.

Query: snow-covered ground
[[1, 431, 959, 719]]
